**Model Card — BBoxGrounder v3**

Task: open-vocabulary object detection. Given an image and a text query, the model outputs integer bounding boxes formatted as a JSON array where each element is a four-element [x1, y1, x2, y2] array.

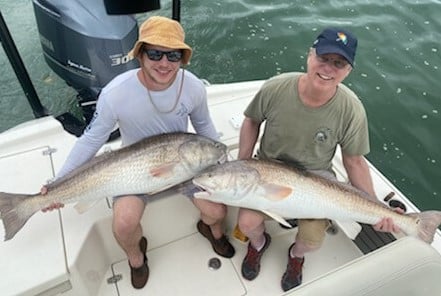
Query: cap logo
[[336, 32, 348, 45]]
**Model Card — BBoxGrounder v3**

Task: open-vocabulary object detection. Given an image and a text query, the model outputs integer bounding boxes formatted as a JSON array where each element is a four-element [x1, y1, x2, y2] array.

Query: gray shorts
[[112, 194, 150, 205], [111, 182, 197, 205]]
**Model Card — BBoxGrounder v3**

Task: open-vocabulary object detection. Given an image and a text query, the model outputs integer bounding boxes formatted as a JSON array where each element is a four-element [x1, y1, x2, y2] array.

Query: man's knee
[[194, 199, 227, 220], [112, 196, 146, 235], [238, 209, 265, 234]]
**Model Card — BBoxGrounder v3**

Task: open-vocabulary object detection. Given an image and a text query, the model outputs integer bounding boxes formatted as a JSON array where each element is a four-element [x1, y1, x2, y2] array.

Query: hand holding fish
[[373, 207, 404, 233], [40, 186, 64, 212]]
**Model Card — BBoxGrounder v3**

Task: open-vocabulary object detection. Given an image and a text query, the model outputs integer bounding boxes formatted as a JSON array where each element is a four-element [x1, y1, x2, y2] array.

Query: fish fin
[[74, 200, 101, 214], [412, 211, 441, 243], [333, 220, 362, 240], [0, 192, 39, 241], [261, 210, 291, 228], [177, 182, 205, 199], [149, 162, 178, 177], [261, 183, 292, 201]]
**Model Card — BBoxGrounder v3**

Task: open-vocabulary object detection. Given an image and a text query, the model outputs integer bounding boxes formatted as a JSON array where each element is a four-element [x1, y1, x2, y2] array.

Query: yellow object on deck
[[233, 224, 249, 242]]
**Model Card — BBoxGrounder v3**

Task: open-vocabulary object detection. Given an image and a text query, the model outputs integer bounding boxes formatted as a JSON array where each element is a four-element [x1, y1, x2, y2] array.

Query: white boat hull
[[1, 80, 440, 295]]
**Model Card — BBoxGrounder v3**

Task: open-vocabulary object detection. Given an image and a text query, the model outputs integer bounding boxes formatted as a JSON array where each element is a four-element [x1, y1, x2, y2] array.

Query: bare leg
[[192, 198, 227, 238], [290, 236, 319, 258], [238, 208, 266, 249], [113, 196, 146, 268], [238, 208, 270, 280], [193, 198, 235, 258]]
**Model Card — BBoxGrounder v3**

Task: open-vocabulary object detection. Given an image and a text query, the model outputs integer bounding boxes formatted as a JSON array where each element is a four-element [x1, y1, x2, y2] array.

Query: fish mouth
[[218, 154, 228, 164], [191, 180, 212, 198]]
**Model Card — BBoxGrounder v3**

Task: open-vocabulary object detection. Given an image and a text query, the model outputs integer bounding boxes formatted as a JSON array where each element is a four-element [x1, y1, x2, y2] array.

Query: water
[[1, 0, 440, 212]]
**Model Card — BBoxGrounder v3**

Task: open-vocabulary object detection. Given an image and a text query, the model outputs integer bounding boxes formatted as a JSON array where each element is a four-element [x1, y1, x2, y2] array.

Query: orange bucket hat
[[129, 16, 192, 65]]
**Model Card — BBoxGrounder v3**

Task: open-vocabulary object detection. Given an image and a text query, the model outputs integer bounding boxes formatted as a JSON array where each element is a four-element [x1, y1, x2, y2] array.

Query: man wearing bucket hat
[[236, 27, 400, 291], [41, 16, 235, 289]]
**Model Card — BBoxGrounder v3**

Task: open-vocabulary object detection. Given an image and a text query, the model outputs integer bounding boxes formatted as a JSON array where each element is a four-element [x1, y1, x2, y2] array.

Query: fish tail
[[0, 192, 39, 241], [412, 211, 441, 243]]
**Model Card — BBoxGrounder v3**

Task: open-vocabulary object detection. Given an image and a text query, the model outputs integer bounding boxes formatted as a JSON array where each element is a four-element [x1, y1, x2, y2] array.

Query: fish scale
[[0, 132, 227, 241], [192, 159, 441, 244]]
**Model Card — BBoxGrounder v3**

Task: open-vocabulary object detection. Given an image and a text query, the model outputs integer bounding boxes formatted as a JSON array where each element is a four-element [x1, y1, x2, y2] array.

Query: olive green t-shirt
[[244, 72, 370, 171]]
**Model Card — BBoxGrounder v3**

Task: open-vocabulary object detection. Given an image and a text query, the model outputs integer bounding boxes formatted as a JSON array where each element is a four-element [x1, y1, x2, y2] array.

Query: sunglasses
[[143, 49, 183, 62], [314, 54, 349, 69]]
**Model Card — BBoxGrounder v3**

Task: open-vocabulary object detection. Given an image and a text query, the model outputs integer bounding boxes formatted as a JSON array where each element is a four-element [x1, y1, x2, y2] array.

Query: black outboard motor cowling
[[32, 0, 139, 123]]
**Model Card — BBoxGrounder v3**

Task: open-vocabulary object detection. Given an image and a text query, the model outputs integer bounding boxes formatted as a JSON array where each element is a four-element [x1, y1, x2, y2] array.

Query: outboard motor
[[32, 0, 139, 123]]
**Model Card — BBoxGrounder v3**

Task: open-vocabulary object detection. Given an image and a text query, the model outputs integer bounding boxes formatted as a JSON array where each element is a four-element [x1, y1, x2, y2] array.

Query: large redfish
[[0, 132, 227, 241], [192, 159, 441, 243]]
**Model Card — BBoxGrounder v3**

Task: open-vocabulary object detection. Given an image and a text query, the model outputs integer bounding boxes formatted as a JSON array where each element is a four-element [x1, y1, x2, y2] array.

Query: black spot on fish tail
[[414, 210, 441, 243], [0, 192, 38, 241]]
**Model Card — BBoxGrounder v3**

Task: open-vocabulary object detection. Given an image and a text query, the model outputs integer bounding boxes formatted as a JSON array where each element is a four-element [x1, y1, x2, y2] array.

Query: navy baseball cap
[[312, 28, 358, 67]]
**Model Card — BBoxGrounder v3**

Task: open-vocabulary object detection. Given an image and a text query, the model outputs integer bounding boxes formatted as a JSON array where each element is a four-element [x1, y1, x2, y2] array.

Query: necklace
[[146, 69, 185, 114]]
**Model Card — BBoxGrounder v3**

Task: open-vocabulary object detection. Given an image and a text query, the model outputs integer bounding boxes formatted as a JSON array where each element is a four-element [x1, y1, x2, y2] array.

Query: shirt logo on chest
[[313, 127, 332, 144], [175, 103, 189, 117]]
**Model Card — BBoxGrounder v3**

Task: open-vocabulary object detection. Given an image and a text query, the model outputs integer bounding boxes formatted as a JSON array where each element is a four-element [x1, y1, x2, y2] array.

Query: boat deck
[[1, 80, 441, 296]]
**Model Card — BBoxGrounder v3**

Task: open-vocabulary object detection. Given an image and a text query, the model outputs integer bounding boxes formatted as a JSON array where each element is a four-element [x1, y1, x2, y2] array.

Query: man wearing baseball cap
[[41, 16, 235, 289], [312, 27, 357, 67], [237, 27, 399, 292]]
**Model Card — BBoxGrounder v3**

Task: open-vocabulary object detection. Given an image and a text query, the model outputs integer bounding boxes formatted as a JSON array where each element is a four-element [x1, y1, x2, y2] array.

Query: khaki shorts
[[294, 168, 335, 248], [296, 218, 331, 248]]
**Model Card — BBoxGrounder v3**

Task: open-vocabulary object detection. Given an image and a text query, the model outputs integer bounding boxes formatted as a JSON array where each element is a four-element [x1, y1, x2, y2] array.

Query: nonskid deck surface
[[3, 190, 441, 296], [95, 198, 362, 296]]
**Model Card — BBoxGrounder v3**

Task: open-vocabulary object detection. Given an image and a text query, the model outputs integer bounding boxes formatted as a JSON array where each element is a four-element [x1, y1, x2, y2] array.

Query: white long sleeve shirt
[[55, 68, 218, 179]]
